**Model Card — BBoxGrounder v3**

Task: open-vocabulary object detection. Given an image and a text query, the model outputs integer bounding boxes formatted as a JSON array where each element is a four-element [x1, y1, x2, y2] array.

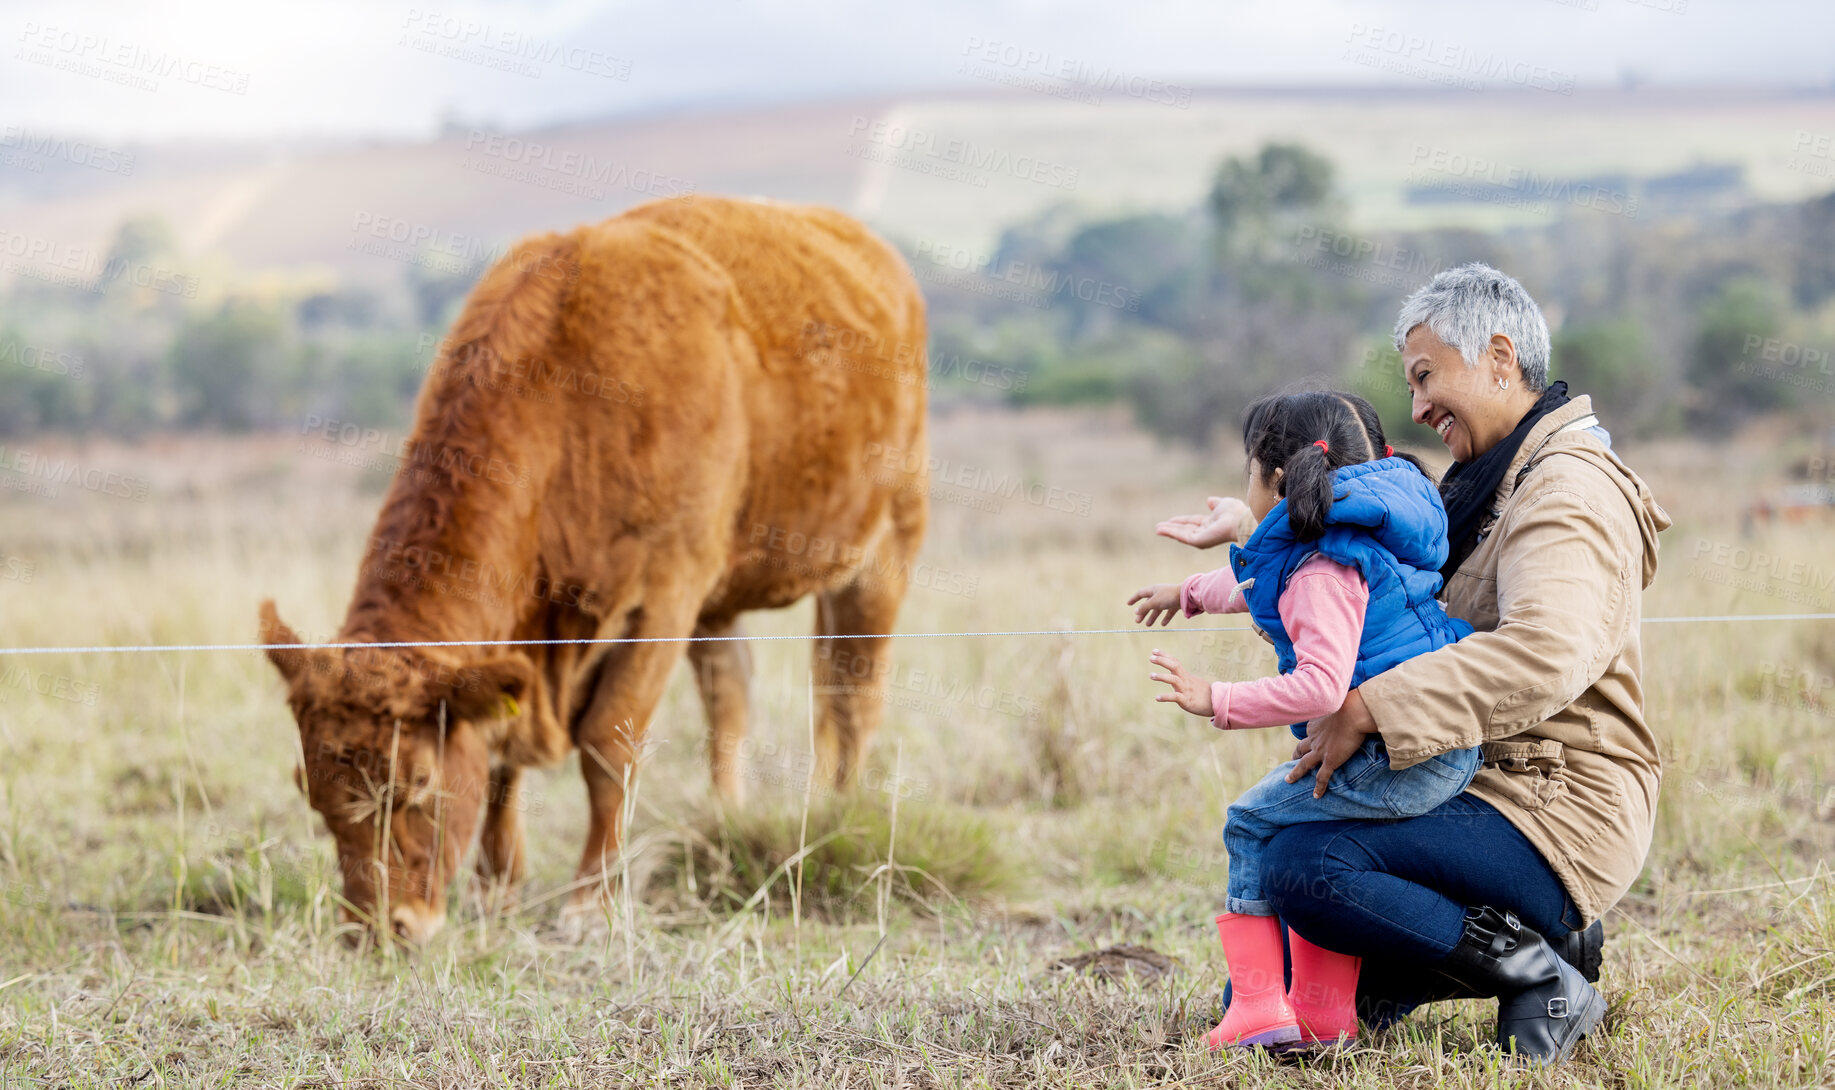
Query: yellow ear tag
[[500, 694, 521, 719]]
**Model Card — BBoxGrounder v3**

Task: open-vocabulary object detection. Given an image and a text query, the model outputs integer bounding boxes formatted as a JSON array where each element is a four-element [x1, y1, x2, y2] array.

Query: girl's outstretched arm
[[1156, 496, 1255, 549], [1128, 583, 1184, 626], [1150, 557, 1368, 731], [1180, 567, 1247, 616]]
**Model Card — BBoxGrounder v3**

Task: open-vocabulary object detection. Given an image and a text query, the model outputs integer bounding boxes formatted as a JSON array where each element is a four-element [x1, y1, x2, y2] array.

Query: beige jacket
[[1360, 396, 1672, 924]]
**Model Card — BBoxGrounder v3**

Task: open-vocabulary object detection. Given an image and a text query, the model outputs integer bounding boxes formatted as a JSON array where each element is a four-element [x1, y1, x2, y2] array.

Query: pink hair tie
[[1384, 444, 1394, 457], [1313, 439, 1329, 454]]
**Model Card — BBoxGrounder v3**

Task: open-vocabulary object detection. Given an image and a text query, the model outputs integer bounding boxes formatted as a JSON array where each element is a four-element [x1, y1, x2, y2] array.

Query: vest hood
[[1258, 456, 1453, 573]]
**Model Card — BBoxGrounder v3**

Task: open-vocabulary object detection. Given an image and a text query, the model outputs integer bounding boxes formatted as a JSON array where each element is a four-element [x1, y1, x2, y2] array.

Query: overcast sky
[[6, 0, 1833, 143]]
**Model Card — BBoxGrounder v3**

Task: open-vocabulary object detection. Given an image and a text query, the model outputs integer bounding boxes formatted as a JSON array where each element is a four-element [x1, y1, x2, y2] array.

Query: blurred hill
[[4, 87, 1833, 286], [3, 86, 1835, 452]]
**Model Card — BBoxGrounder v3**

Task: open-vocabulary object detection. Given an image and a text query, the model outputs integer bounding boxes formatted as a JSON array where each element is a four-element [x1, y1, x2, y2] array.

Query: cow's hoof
[[712, 774, 746, 808], [470, 875, 522, 916], [556, 896, 613, 943]]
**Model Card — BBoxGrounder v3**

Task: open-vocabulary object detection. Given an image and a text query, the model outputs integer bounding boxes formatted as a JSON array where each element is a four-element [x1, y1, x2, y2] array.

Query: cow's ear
[[259, 599, 308, 685], [437, 654, 535, 725]]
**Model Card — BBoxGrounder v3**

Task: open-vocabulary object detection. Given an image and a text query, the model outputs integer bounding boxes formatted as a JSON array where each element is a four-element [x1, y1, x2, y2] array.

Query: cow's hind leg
[[688, 615, 751, 804], [812, 570, 911, 788]]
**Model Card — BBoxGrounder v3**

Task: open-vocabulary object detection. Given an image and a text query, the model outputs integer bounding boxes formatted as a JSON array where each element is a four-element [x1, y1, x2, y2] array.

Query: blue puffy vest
[[1226, 457, 1474, 739]]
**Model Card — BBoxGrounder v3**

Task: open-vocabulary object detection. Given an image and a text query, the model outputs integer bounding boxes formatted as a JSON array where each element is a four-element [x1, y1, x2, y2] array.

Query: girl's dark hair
[[1241, 390, 1433, 542]]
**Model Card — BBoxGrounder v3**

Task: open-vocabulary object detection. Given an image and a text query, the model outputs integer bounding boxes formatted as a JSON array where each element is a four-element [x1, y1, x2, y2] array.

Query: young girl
[[1127, 390, 1480, 1051]]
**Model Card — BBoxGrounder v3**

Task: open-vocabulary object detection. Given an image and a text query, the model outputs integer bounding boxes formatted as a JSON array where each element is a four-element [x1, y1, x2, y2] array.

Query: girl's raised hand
[[1128, 583, 1183, 626], [1148, 649, 1214, 717], [1156, 496, 1254, 549]]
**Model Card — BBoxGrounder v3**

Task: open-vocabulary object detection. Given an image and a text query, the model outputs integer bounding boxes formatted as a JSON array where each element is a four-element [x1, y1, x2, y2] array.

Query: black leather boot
[[1354, 918, 1602, 1028], [1554, 919, 1605, 984], [1433, 905, 1606, 1063]]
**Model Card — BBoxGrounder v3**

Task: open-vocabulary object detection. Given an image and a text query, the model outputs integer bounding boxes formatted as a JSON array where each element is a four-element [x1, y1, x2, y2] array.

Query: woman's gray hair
[[1392, 263, 1551, 392]]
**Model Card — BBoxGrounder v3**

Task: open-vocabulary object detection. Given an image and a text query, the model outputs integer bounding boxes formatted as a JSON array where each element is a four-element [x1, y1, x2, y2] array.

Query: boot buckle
[[1547, 996, 1569, 1019]]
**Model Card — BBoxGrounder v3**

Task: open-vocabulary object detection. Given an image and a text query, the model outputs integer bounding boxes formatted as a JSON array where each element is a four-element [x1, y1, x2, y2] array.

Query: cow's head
[[259, 599, 530, 944]]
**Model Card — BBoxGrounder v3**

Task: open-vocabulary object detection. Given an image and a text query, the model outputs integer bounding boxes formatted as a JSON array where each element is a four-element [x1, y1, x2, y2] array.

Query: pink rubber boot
[[1286, 928, 1361, 1048], [1206, 913, 1301, 1050]]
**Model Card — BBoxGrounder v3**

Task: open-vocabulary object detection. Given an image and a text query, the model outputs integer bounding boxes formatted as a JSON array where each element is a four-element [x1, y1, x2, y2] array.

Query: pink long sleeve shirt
[[1179, 555, 1370, 731]]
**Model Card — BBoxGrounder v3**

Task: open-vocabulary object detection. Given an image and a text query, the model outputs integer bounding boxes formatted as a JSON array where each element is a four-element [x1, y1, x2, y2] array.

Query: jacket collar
[[1490, 395, 1597, 510]]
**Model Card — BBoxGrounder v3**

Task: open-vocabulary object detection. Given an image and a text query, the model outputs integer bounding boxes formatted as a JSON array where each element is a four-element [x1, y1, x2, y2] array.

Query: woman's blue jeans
[[1217, 792, 1584, 1027], [1224, 736, 1481, 915]]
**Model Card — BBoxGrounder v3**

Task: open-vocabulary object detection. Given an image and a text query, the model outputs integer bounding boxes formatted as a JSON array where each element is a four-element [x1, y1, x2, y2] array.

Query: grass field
[[1, 406, 1832, 1087]]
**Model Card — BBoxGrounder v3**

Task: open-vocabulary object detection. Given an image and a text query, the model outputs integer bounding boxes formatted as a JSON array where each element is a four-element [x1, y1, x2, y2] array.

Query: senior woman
[[1169, 264, 1670, 1063]]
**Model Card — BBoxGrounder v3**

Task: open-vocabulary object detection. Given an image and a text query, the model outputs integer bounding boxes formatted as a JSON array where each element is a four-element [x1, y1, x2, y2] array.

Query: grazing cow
[[260, 196, 928, 943]]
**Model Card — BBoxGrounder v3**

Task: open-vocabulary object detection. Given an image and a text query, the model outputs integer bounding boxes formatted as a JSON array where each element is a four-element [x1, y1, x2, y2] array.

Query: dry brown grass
[[0, 406, 1832, 1087]]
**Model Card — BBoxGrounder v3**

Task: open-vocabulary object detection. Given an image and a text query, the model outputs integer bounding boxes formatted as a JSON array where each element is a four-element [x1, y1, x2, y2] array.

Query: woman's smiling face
[[1400, 324, 1537, 463]]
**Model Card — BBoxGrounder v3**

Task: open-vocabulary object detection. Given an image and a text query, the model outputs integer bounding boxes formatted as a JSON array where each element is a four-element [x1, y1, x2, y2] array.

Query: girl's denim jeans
[[1223, 736, 1482, 915]]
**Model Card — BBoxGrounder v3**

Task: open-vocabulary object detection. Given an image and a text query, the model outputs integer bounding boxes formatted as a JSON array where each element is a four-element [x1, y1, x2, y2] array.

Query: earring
[[1498, 377, 1510, 390]]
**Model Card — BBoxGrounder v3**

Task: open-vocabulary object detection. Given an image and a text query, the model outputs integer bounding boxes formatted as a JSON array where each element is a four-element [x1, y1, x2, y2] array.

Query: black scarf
[[1438, 380, 1571, 582]]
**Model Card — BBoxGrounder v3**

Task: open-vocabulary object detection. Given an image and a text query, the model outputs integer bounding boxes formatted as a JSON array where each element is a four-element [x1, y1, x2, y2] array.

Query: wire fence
[[0, 612, 1832, 657]]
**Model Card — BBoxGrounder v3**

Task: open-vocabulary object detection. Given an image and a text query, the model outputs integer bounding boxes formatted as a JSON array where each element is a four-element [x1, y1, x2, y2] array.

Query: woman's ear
[[1488, 333, 1521, 385], [1271, 465, 1285, 494]]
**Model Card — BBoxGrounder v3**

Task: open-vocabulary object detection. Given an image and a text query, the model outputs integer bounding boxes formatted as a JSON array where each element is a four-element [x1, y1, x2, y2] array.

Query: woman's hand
[[1128, 583, 1184, 626], [1156, 497, 1255, 549], [1287, 687, 1377, 798], [1148, 649, 1214, 717]]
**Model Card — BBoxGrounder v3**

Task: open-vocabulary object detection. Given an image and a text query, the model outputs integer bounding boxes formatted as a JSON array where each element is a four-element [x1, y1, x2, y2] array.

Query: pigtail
[[1282, 440, 1338, 542], [1245, 389, 1415, 543]]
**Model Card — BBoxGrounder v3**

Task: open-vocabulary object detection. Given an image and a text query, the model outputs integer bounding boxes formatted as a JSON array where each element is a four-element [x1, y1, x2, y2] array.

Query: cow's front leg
[[561, 593, 700, 936], [475, 764, 525, 908]]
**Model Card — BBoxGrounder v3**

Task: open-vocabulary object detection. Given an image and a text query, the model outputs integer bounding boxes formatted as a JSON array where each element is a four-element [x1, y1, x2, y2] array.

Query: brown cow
[[260, 196, 928, 943]]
